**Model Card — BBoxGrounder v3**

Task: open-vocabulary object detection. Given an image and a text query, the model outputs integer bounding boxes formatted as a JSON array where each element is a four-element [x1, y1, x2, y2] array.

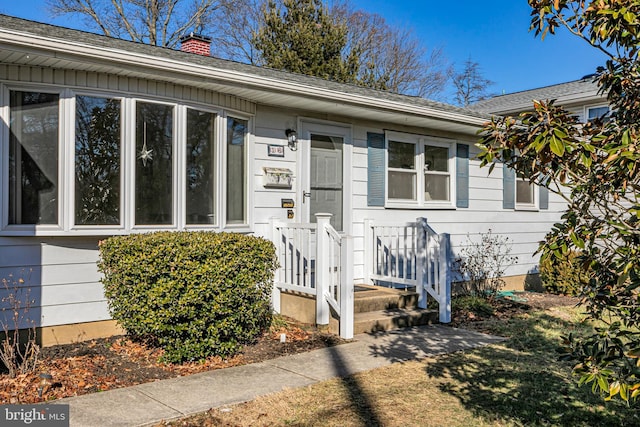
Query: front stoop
[[351, 284, 438, 334]]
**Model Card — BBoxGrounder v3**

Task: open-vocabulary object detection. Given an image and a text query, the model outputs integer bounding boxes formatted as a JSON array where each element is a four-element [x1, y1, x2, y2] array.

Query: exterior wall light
[[286, 129, 297, 151]]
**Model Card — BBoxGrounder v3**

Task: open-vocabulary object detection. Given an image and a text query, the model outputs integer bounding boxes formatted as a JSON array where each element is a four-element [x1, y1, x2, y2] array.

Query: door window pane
[[9, 91, 59, 225], [186, 109, 216, 225], [226, 117, 246, 224], [135, 102, 173, 225], [75, 96, 121, 225], [310, 134, 343, 231]]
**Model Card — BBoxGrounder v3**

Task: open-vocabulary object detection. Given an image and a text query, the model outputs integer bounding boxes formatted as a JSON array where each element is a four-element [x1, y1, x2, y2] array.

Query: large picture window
[[1, 88, 251, 234], [75, 95, 121, 226], [135, 102, 174, 225], [386, 132, 454, 207], [9, 91, 59, 225], [186, 109, 216, 225], [226, 117, 247, 225]]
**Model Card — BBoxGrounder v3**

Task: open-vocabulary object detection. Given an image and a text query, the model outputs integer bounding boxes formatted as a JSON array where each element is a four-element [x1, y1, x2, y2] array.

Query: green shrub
[[98, 231, 277, 363], [452, 295, 495, 317], [539, 251, 590, 296]]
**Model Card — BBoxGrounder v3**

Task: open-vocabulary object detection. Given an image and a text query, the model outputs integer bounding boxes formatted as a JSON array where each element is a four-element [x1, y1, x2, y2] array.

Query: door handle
[[303, 191, 311, 203]]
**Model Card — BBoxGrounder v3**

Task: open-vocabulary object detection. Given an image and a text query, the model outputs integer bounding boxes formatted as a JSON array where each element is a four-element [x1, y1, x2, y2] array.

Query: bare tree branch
[[47, 0, 227, 47]]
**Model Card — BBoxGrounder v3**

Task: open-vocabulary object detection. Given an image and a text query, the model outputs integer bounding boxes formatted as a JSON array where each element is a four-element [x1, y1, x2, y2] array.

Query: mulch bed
[[0, 320, 345, 404], [0, 291, 580, 404]]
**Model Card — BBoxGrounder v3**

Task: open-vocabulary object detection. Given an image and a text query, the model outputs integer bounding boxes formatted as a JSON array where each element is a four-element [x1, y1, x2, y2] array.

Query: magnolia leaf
[[626, 348, 640, 358], [550, 135, 565, 156]]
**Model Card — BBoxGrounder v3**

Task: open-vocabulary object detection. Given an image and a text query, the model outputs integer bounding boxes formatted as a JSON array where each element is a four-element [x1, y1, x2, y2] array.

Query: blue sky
[[1, 0, 608, 96]]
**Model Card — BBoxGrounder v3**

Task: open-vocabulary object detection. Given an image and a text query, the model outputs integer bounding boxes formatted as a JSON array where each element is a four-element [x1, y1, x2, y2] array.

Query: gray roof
[[471, 77, 603, 115], [0, 14, 490, 122]]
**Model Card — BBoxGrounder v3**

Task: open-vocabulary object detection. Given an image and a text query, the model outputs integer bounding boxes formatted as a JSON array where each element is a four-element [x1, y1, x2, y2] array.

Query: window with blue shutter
[[456, 144, 469, 208], [367, 132, 385, 206]]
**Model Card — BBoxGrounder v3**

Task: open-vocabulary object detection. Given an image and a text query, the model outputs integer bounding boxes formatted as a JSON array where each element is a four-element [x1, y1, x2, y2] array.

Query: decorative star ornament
[[138, 142, 153, 167], [138, 122, 153, 166]]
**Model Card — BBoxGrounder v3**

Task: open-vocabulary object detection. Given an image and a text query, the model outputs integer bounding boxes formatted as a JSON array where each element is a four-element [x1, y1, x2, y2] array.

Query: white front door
[[300, 122, 351, 232]]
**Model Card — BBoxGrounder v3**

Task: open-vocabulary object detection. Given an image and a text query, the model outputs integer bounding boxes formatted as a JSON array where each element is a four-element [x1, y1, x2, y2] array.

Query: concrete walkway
[[58, 325, 504, 426]]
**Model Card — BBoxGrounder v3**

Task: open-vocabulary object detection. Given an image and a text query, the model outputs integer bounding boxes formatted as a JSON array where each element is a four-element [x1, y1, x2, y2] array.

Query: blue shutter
[[503, 165, 515, 209], [539, 186, 549, 210], [367, 132, 385, 207], [456, 143, 469, 208]]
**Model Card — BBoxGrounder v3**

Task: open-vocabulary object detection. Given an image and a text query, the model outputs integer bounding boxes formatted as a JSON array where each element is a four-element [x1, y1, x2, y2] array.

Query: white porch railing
[[364, 217, 451, 323], [271, 213, 354, 339]]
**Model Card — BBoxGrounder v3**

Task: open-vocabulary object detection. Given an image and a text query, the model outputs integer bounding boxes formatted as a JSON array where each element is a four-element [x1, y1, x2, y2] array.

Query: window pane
[[424, 174, 450, 201], [388, 171, 416, 200], [587, 106, 609, 120], [75, 96, 121, 225], [388, 141, 414, 169], [424, 145, 448, 172], [9, 91, 59, 225], [135, 102, 173, 225], [227, 117, 246, 224], [516, 179, 534, 205], [186, 109, 216, 225]]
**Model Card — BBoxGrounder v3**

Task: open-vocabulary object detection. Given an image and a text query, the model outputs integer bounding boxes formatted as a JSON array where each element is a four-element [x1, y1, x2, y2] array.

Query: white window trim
[[384, 131, 456, 209], [70, 92, 126, 232], [221, 110, 253, 231], [585, 104, 610, 122], [181, 104, 223, 231], [1, 84, 66, 234], [130, 98, 179, 231], [0, 84, 253, 236]]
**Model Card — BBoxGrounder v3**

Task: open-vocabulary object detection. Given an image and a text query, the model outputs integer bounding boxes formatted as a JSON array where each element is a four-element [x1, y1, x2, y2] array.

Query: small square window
[[516, 178, 535, 206], [587, 106, 610, 122]]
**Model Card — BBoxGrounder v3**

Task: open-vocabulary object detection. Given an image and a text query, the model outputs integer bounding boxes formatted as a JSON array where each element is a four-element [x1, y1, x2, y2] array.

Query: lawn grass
[[161, 304, 639, 426]]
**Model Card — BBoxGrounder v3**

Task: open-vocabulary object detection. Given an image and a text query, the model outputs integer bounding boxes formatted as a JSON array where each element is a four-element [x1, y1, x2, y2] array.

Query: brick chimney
[[179, 33, 212, 56]]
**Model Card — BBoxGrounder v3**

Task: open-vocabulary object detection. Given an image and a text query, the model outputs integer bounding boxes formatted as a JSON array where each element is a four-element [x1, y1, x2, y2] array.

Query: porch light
[[286, 129, 297, 151]]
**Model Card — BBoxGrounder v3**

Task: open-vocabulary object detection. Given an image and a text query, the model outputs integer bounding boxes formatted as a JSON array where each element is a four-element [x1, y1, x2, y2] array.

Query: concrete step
[[353, 308, 438, 335], [354, 284, 418, 313]]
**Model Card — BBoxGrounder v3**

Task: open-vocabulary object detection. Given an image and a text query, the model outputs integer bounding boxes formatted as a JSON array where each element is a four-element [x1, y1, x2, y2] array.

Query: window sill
[[0, 225, 233, 237], [385, 201, 456, 210], [514, 204, 539, 212]]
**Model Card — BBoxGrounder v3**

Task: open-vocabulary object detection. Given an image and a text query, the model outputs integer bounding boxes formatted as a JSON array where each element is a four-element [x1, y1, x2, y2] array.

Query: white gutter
[[0, 27, 488, 128]]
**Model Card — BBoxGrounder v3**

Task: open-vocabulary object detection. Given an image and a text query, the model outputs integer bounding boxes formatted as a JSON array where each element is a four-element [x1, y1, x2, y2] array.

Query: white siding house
[[0, 14, 566, 344]]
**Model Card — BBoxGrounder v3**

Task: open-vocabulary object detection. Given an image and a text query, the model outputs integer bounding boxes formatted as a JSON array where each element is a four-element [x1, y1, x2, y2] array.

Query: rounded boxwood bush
[[98, 231, 277, 363]]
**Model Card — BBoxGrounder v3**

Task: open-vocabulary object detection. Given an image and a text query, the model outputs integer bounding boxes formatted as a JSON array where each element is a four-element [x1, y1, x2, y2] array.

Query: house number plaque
[[281, 199, 295, 208]]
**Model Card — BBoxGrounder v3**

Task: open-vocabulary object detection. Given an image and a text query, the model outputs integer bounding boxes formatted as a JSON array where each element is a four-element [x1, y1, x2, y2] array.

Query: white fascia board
[[0, 28, 487, 129], [491, 91, 604, 116]]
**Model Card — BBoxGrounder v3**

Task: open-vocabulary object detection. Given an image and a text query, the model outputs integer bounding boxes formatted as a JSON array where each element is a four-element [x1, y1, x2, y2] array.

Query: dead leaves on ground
[[1, 320, 320, 404]]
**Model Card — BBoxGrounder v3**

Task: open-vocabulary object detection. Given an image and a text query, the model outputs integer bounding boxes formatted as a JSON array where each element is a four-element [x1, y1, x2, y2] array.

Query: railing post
[[363, 219, 373, 285], [315, 213, 332, 326], [438, 233, 452, 323], [416, 217, 428, 309], [270, 217, 281, 313], [340, 235, 354, 339]]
